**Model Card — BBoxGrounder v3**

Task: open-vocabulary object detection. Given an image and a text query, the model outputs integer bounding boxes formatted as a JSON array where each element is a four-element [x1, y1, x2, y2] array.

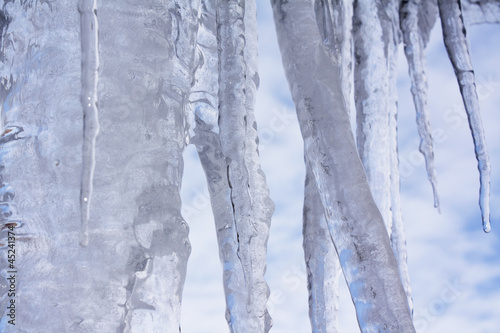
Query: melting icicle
[[438, 0, 491, 232], [78, 0, 99, 246], [401, 0, 440, 210]]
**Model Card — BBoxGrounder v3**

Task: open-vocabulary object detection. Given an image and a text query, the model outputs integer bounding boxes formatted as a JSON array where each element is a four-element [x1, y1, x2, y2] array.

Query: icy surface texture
[[216, 0, 274, 330], [78, 0, 99, 247], [438, 0, 491, 232], [0, 1, 199, 331], [301, 2, 354, 331], [461, 0, 500, 25], [303, 164, 342, 333], [271, 1, 416, 332], [314, 0, 353, 111], [353, 0, 392, 231], [400, 0, 440, 210], [190, 0, 274, 331], [352, 0, 413, 312]]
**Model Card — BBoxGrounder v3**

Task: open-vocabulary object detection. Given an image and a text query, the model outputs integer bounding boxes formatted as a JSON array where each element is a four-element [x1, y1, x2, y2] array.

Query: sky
[[179, 2, 500, 332]]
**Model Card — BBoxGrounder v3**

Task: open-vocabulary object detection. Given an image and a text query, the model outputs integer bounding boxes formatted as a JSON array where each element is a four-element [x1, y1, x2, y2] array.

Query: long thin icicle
[[353, 1, 415, 314], [212, 0, 274, 331], [438, 0, 492, 232], [191, 0, 273, 331], [190, 2, 247, 329], [242, 0, 275, 329], [78, 0, 99, 247], [389, 48, 414, 315], [271, 1, 416, 331], [386, 0, 415, 315], [401, 0, 440, 210], [303, 163, 341, 333], [353, 0, 393, 232]]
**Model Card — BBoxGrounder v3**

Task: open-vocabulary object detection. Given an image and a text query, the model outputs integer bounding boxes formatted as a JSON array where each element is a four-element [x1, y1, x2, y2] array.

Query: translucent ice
[[191, 1, 273, 331], [400, 0, 440, 210], [271, 1, 415, 331], [0, 1, 199, 331], [438, 0, 492, 232], [78, 0, 100, 247]]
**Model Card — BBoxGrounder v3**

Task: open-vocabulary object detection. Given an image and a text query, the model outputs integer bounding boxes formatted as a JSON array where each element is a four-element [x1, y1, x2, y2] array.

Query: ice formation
[[0, 1, 199, 331], [438, 0, 491, 233], [271, 1, 415, 331], [78, 0, 100, 247], [400, 0, 440, 210], [0, 0, 495, 332], [190, 0, 273, 331]]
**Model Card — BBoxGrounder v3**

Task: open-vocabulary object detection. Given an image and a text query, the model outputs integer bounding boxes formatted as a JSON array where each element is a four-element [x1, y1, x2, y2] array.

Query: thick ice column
[[438, 0, 492, 232], [303, 164, 342, 333], [0, 1, 199, 331], [191, 0, 273, 331], [271, 1, 416, 332], [400, 0, 440, 210], [96, 2, 200, 331], [0, 3, 95, 331]]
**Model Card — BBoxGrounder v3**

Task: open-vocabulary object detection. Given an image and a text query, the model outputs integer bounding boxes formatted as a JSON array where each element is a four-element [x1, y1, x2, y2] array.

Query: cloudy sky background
[[179, 1, 500, 332]]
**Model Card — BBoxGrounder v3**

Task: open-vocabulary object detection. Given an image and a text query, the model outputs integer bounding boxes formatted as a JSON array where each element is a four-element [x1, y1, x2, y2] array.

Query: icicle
[[271, 1, 415, 331], [352, 0, 393, 232], [189, 0, 274, 331], [242, 0, 274, 329], [389, 66, 414, 316], [401, 0, 440, 210], [303, 163, 341, 333], [313, 0, 353, 111], [190, 0, 260, 331], [304, 2, 354, 331], [78, 0, 99, 247], [216, 0, 273, 326], [438, 0, 492, 232], [461, 0, 500, 26]]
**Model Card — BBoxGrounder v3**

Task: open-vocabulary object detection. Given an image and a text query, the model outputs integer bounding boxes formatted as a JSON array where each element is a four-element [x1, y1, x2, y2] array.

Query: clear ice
[[190, 0, 273, 331], [400, 0, 441, 210], [0, 0, 496, 332], [271, 0, 416, 331], [438, 0, 492, 232], [78, 0, 100, 247], [0, 1, 199, 331]]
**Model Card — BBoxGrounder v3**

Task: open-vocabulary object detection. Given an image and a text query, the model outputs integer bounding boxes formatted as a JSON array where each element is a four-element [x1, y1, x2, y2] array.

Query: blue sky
[[180, 2, 500, 332]]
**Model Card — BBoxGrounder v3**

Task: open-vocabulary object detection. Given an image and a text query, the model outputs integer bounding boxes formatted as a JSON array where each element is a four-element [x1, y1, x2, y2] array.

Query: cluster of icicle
[[0, 0, 496, 332], [271, 0, 495, 332], [0, 0, 273, 332]]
